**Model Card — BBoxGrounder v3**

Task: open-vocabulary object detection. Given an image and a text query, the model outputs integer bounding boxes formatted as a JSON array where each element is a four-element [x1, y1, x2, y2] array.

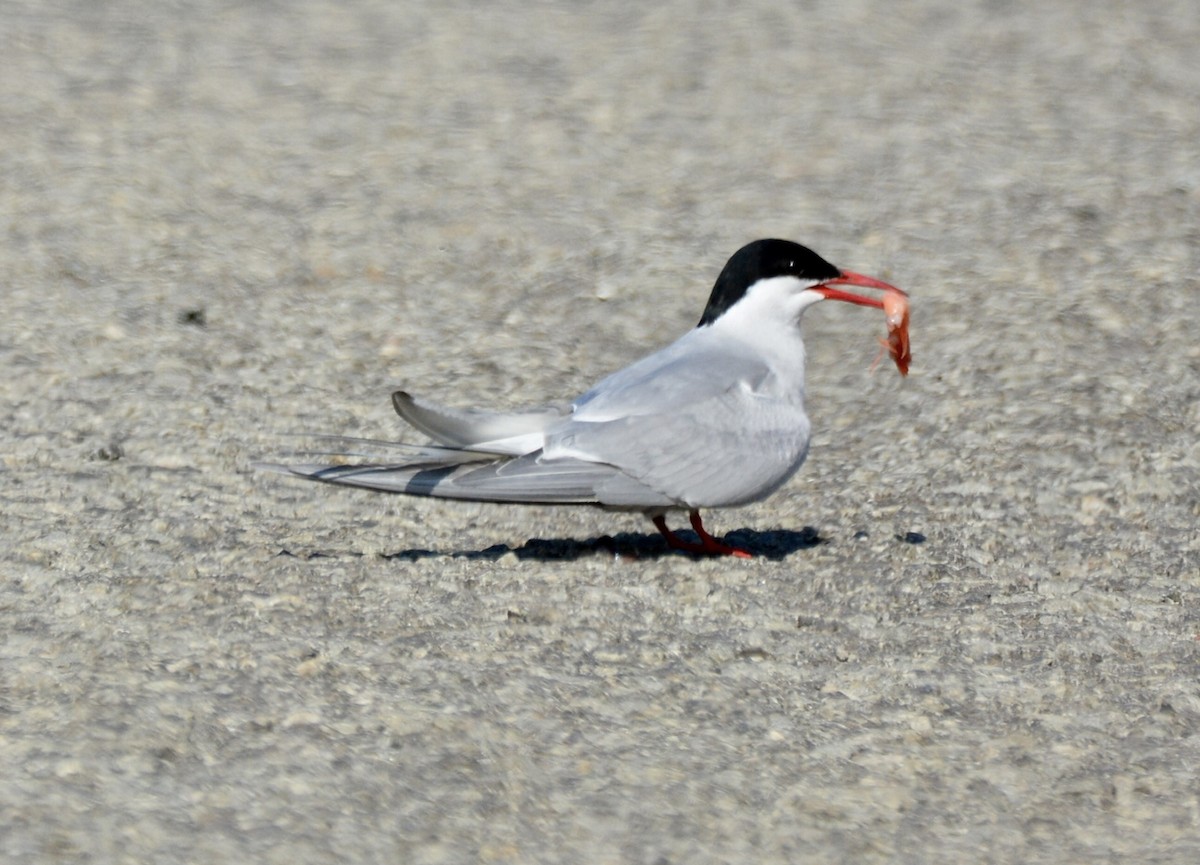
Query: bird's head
[[697, 238, 906, 328]]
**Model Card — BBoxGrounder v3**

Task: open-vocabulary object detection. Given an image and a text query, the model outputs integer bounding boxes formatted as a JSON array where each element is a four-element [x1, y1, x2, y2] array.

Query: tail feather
[[391, 390, 569, 453]]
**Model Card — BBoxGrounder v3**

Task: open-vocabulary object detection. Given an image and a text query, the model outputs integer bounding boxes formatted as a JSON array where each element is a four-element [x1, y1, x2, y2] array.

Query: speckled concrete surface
[[3, 1, 1199, 862]]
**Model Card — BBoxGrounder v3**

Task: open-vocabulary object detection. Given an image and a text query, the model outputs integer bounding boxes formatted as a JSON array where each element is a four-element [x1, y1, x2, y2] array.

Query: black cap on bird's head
[[697, 239, 841, 327]]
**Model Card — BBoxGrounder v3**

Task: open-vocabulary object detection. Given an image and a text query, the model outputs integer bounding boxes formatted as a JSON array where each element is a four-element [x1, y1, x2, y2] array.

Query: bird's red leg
[[652, 514, 703, 554], [689, 510, 752, 558], [651, 512, 752, 558]]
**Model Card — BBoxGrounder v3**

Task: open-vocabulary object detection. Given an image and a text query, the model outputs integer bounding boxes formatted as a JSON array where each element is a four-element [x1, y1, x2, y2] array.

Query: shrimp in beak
[[815, 270, 911, 376]]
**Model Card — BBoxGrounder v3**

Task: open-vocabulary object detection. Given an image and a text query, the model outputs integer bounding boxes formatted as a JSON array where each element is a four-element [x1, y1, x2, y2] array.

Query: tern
[[266, 239, 909, 557]]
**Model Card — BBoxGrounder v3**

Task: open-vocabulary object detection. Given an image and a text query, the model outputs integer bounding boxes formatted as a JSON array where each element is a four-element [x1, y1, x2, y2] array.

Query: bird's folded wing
[[262, 450, 676, 508], [547, 389, 810, 509]]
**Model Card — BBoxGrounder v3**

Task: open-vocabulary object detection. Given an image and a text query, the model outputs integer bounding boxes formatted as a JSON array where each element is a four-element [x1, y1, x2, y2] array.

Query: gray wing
[[261, 446, 674, 508], [263, 378, 686, 508], [548, 392, 811, 508], [548, 334, 812, 508]]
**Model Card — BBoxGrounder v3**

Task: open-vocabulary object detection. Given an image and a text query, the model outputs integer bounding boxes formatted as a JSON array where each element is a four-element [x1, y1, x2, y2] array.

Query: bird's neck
[[708, 310, 808, 395]]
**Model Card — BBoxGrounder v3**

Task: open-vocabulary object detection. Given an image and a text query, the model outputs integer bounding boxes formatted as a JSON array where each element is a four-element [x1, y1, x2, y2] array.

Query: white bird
[[266, 239, 908, 557]]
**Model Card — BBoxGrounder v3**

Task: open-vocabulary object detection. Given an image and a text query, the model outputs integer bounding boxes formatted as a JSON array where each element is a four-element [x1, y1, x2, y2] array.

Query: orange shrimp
[[872, 289, 910, 376]]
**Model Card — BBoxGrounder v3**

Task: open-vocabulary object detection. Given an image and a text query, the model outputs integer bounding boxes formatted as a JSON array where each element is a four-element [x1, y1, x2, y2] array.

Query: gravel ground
[[3, 1, 1199, 862]]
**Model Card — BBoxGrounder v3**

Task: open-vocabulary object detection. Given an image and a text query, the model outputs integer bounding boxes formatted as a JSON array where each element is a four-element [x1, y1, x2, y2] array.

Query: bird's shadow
[[281, 527, 823, 563]]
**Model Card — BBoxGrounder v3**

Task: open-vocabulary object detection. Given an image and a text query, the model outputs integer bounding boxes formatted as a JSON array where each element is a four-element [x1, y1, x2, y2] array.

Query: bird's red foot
[[652, 510, 752, 558]]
